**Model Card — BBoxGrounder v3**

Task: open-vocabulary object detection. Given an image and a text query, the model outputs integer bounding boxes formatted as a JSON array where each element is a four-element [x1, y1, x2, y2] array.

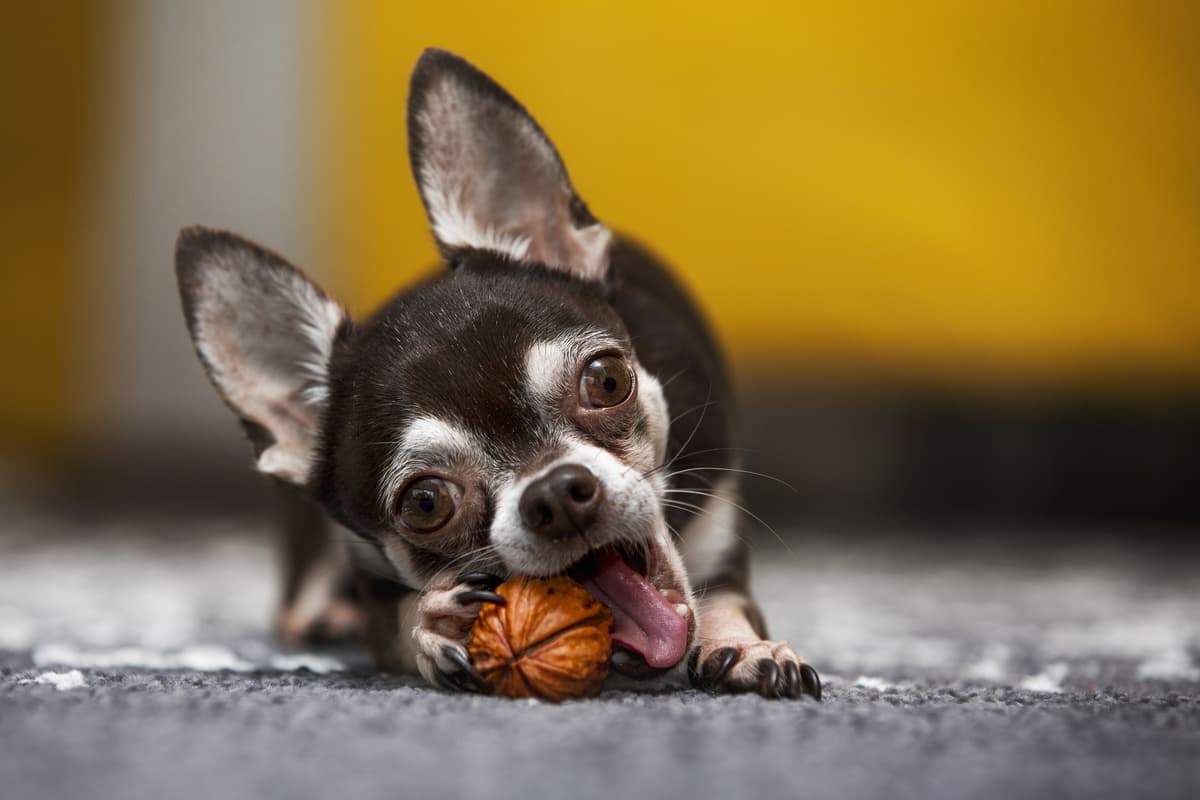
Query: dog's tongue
[[580, 550, 688, 669]]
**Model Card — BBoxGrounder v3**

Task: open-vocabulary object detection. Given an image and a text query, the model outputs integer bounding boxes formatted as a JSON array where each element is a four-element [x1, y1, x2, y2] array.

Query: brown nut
[[468, 576, 612, 701]]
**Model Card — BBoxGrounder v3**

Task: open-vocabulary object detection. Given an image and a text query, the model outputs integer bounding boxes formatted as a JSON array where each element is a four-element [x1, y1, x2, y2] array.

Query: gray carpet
[[2, 512, 1198, 800]]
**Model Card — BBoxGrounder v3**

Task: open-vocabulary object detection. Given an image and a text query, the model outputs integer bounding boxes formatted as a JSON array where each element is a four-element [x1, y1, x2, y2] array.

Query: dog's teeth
[[674, 603, 689, 618], [660, 589, 671, 598]]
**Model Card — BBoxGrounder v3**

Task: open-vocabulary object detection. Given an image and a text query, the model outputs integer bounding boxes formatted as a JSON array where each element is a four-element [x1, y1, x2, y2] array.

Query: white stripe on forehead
[[524, 330, 624, 406], [524, 340, 569, 404], [380, 416, 487, 503], [403, 416, 483, 455]]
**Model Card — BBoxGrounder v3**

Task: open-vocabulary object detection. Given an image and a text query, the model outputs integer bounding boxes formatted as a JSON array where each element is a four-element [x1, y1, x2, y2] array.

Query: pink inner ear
[[194, 274, 342, 487], [411, 59, 613, 282], [245, 390, 318, 484], [518, 199, 612, 283], [556, 220, 612, 283], [204, 324, 317, 485]]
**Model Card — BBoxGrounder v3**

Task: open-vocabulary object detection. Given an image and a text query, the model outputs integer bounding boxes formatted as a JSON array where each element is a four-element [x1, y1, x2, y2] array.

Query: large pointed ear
[[175, 227, 348, 485], [407, 48, 613, 281]]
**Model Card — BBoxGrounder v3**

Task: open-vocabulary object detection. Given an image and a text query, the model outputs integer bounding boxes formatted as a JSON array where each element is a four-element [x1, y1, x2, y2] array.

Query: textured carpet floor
[[2, 512, 1198, 800]]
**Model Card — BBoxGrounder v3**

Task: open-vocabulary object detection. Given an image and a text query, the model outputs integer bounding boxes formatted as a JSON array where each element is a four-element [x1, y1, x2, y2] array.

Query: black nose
[[519, 463, 603, 539]]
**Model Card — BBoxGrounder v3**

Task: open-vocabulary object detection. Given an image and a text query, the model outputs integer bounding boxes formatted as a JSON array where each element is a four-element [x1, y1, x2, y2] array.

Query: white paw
[[276, 598, 365, 645], [688, 638, 822, 699], [412, 572, 505, 692]]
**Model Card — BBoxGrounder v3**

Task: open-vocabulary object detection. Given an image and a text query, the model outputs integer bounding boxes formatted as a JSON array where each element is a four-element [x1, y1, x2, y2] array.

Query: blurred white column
[[88, 0, 319, 456]]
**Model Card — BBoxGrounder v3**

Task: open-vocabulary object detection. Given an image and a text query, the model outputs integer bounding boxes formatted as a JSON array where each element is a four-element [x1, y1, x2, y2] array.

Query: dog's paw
[[413, 572, 506, 693], [688, 639, 822, 700], [276, 597, 366, 646]]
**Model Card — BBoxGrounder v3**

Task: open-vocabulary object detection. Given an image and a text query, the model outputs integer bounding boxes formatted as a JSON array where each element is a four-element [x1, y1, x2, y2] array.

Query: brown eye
[[579, 355, 633, 409], [397, 477, 457, 532]]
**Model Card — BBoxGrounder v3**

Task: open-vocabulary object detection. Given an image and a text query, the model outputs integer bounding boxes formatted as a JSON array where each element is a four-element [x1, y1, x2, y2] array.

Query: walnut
[[468, 576, 612, 701]]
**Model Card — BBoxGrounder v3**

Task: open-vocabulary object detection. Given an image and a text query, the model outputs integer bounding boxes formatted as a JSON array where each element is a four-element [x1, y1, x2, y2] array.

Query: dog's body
[[176, 49, 819, 699]]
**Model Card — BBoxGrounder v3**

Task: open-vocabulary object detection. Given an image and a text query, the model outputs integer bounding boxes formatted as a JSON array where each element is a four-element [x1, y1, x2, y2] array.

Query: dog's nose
[[519, 463, 603, 539]]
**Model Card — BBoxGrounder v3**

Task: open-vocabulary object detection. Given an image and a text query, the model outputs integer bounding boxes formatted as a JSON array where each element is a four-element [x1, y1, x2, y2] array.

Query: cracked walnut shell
[[468, 576, 612, 701]]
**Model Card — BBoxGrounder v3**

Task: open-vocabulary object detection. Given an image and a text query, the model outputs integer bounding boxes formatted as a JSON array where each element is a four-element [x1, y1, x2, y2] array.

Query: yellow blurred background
[[319, 1, 1200, 379], [2, 1, 1198, 512]]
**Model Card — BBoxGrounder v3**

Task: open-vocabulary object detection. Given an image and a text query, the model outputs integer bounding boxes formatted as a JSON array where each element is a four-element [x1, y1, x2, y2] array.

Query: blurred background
[[2, 0, 1197, 533]]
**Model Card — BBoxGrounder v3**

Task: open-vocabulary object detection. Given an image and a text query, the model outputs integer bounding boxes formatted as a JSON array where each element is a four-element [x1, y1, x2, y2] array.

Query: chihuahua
[[175, 49, 820, 699]]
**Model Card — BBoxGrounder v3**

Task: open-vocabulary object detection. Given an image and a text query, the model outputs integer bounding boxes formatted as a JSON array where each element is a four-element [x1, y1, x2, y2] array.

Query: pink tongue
[[580, 551, 689, 669]]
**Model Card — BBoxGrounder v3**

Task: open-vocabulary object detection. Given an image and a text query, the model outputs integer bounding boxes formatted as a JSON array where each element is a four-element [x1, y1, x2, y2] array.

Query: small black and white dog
[[175, 49, 820, 699]]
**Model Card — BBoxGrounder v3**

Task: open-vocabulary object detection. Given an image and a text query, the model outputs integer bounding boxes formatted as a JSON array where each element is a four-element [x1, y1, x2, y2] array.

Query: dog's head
[[176, 50, 694, 674]]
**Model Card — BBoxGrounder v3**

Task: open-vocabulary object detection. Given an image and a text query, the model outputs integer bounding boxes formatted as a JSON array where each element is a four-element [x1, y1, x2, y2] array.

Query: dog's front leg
[[689, 590, 822, 700], [361, 571, 505, 692]]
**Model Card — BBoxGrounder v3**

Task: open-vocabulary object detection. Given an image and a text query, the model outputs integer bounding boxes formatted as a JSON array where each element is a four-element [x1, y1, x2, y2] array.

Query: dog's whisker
[[657, 465, 797, 493], [662, 488, 790, 552], [440, 542, 503, 575], [664, 387, 713, 466], [657, 367, 689, 391], [661, 498, 707, 517], [642, 446, 752, 480], [667, 398, 717, 428], [660, 470, 716, 488], [660, 500, 754, 549]]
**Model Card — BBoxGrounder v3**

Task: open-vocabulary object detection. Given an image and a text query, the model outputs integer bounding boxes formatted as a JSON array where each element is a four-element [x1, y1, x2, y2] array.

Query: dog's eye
[[580, 355, 633, 409], [397, 477, 457, 532]]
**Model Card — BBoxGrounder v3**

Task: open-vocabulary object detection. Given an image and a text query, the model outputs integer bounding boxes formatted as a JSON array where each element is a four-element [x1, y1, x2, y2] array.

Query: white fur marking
[[522, 331, 627, 412], [489, 439, 662, 576], [524, 340, 569, 405], [380, 416, 488, 508], [293, 284, 346, 408], [635, 366, 670, 467], [678, 475, 741, 583], [402, 416, 483, 457]]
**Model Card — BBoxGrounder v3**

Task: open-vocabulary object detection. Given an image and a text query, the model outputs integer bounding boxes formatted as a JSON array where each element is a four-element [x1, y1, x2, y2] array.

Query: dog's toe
[[800, 662, 822, 700], [689, 646, 740, 689], [690, 640, 821, 700], [414, 574, 507, 693], [438, 644, 490, 694]]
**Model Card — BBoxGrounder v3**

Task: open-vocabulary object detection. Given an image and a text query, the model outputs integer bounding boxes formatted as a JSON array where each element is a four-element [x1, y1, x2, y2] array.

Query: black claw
[[456, 572, 504, 589], [800, 663, 823, 701], [469, 671, 492, 692], [456, 590, 506, 606], [441, 644, 473, 672], [702, 647, 741, 689], [686, 648, 702, 684], [757, 659, 780, 698], [430, 668, 456, 692], [449, 670, 490, 693], [784, 661, 801, 699], [441, 645, 488, 693]]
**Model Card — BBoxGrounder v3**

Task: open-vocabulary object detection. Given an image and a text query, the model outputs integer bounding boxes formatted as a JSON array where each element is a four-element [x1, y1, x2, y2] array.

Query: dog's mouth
[[567, 542, 693, 678]]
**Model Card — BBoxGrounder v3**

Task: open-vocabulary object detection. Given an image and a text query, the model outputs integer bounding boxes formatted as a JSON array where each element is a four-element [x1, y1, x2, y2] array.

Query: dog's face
[[176, 50, 694, 674]]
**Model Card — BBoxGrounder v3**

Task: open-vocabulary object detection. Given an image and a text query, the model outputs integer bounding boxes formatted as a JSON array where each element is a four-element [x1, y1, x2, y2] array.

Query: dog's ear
[[407, 48, 612, 282], [175, 227, 348, 485]]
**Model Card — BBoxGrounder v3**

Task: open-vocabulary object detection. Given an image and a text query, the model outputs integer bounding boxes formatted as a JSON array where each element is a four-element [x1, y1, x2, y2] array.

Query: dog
[[175, 48, 820, 700]]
